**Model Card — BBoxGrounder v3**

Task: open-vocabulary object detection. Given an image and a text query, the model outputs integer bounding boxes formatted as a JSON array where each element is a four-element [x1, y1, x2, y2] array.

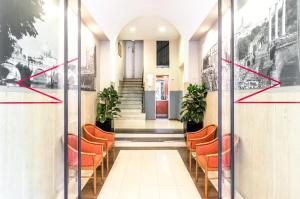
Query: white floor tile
[[97, 150, 202, 199], [115, 141, 186, 147], [115, 133, 184, 138]]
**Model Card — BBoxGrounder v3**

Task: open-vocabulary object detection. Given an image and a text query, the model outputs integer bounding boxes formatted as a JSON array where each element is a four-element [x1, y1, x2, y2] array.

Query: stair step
[[120, 104, 142, 109], [121, 109, 142, 113], [120, 101, 142, 105], [120, 81, 143, 84], [120, 97, 142, 100], [120, 84, 143, 88], [121, 93, 143, 98], [116, 115, 146, 120], [121, 87, 143, 91], [120, 113, 144, 116], [123, 78, 142, 82], [121, 91, 143, 94]]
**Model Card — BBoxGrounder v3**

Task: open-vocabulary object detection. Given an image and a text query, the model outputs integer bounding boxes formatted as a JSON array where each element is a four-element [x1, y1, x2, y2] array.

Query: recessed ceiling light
[[129, 27, 136, 32], [159, 26, 166, 32]]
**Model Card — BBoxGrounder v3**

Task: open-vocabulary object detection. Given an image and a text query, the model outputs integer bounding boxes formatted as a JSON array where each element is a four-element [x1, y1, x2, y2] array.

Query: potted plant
[[96, 85, 121, 131], [180, 83, 208, 132]]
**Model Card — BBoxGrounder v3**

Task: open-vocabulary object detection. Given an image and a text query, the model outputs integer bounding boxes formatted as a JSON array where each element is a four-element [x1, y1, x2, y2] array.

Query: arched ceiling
[[118, 16, 180, 40], [83, 0, 217, 40]]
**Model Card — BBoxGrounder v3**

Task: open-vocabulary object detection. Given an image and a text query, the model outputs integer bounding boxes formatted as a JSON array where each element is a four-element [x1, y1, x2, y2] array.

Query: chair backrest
[[68, 134, 78, 150], [67, 134, 78, 166], [222, 134, 239, 168], [83, 124, 96, 136], [206, 125, 217, 137]]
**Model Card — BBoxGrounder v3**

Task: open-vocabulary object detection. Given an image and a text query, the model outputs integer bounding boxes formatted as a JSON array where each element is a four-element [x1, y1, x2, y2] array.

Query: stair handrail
[[142, 75, 145, 113]]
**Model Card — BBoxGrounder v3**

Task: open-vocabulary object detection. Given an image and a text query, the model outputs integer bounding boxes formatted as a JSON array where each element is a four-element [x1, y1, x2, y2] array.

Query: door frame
[[155, 75, 169, 119]]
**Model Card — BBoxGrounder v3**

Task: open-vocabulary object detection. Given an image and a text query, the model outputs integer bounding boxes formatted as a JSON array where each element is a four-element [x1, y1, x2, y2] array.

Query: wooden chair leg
[[93, 166, 97, 195], [106, 150, 109, 171], [189, 150, 192, 172], [113, 147, 116, 160], [205, 166, 208, 198], [186, 148, 189, 161], [101, 160, 104, 180], [195, 158, 198, 182]]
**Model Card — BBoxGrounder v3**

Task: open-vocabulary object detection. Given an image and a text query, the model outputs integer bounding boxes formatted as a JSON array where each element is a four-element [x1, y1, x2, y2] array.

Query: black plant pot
[[96, 119, 112, 132], [186, 121, 203, 132]]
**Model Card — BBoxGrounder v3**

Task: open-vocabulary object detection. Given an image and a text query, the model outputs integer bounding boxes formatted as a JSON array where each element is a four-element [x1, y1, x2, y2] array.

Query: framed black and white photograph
[[81, 25, 97, 91], [235, 0, 299, 90], [0, 0, 63, 89]]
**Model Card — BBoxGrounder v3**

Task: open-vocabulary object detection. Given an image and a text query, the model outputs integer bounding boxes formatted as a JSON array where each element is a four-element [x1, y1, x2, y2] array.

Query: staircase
[[117, 78, 146, 120]]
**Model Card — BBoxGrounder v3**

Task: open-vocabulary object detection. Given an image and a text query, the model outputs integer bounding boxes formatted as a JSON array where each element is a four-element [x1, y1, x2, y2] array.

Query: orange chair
[[68, 134, 105, 195], [83, 124, 116, 171], [186, 124, 217, 171], [195, 134, 239, 197]]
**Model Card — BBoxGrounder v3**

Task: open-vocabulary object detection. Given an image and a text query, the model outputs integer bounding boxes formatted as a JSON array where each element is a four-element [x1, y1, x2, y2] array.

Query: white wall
[[98, 41, 112, 90]]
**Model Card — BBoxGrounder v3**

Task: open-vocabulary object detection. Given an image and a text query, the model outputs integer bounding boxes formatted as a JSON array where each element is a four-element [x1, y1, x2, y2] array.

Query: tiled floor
[[97, 150, 202, 199], [114, 119, 183, 130], [115, 141, 186, 147]]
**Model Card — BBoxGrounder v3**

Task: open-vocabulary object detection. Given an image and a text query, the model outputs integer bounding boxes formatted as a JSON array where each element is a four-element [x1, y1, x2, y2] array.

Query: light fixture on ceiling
[[129, 27, 136, 32], [158, 26, 166, 32]]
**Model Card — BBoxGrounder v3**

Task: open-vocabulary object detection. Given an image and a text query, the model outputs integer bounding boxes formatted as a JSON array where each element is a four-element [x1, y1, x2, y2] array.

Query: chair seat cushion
[[81, 154, 102, 167], [197, 155, 218, 169]]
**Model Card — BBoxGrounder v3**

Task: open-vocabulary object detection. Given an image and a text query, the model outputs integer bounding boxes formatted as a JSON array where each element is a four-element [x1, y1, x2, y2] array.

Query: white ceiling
[[118, 17, 180, 40], [83, 0, 217, 40], [191, 1, 230, 41]]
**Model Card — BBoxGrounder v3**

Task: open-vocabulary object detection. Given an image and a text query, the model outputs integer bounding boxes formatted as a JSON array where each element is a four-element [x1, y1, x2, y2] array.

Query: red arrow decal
[[223, 59, 300, 104], [0, 58, 78, 104]]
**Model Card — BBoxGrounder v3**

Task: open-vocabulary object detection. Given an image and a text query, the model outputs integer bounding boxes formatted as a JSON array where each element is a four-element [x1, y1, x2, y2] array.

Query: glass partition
[[67, 0, 80, 198], [0, 0, 67, 198], [221, 0, 233, 198], [233, 0, 300, 198]]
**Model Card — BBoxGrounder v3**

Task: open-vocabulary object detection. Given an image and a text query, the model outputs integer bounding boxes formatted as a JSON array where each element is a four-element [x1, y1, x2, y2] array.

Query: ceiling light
[[159, 26, 166, 32], [129, 27, 136, 32]]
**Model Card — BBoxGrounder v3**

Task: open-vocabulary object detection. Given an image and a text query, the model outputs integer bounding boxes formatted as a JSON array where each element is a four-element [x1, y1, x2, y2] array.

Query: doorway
[[124, 40, 143, 78], [155, 75, 169, 118]]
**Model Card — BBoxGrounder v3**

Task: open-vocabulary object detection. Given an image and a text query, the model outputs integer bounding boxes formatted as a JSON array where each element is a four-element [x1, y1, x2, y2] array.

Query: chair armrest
[[190, 134, 216, 149], [95, 128, 115, 141], [85, 131, 109, 142], [82, 137, 106, 146]]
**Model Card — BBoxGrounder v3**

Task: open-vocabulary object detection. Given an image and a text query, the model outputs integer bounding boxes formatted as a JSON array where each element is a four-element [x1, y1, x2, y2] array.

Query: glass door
[[0, 0, 72, 198], [233, 0, 300, 198], [66, 0, 81, 198]]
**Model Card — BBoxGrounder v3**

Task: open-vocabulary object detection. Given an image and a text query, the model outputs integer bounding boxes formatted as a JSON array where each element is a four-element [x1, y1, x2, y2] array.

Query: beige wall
[[143, 39, 183, 91], [0, 89, 97, 199], [203, 88, 300, 199]]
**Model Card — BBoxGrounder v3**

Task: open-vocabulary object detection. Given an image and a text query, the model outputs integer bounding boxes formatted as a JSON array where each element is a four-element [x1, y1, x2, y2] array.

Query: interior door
[[125, 41, 135, 78], [125, 41, 143, 78], [155, 76, 169, 118]]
